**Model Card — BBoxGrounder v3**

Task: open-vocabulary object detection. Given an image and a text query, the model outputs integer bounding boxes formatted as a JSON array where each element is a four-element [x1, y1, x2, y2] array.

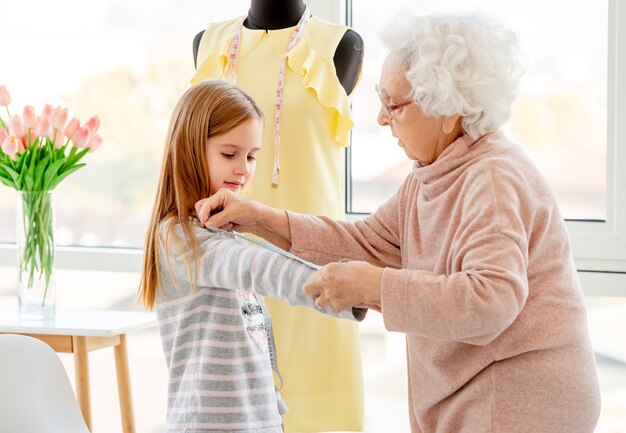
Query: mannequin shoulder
[[305, 18, 364, 61], [305, 18, 354, 53], [192, 18, 242, 67], [192, 30, 205, 67], [335, 29, 364, 63], [338, 29, 364, 51], [333, 29, 364, 95], [304, 18, 364, 95]]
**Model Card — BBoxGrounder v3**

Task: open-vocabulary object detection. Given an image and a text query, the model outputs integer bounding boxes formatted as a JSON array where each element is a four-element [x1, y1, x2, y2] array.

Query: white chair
[[0, 334, 90, 433]]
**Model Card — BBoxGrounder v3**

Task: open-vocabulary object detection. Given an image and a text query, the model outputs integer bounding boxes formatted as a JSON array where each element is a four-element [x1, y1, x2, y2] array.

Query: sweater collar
[[412, 131, 504, 184]]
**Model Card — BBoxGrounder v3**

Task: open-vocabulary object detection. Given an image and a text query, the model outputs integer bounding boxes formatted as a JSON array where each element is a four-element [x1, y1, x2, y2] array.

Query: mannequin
[[191, 1, 365, 431], [193, 0, 363, 94]]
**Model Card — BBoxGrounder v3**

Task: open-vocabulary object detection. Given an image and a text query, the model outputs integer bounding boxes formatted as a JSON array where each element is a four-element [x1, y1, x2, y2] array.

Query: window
[[350, 0, 607, 220], [0, 0, 250, 250], [347, 0, 626, 276]]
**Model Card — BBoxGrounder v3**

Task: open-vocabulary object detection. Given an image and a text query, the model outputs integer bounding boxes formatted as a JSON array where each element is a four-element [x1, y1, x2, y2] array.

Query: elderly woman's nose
[[377, 106, 390, 126]]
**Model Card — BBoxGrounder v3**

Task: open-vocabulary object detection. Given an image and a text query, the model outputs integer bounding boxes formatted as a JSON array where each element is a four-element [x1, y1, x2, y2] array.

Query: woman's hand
[[195, 188, 292, 249], [195, 188, 259, 231], [304, 261, 383, 313]]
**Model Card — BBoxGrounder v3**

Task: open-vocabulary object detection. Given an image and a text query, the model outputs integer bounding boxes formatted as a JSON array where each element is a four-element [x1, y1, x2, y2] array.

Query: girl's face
[[207, 118, 263, 195]]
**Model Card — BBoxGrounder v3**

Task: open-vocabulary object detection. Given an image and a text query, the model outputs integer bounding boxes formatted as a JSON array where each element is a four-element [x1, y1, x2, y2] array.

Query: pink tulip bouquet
[[0, 84, 103, 315], [0, 84, 103, 188]]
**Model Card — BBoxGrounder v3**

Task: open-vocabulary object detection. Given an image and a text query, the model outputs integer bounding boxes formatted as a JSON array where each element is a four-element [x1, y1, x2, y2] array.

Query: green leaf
[[61, 147, 90, 171], [0, 173, 15, 188], [24, 173, 34, 191], [41, 159, 66, 191], [2, 164, 21, 189], [0, 164, 14, 178], [25, 149, 38, 187], [17, 150, 34, 192], [33, 155, 50, 190], [16, 149, 29, 172], [48, 163, 85, 190]]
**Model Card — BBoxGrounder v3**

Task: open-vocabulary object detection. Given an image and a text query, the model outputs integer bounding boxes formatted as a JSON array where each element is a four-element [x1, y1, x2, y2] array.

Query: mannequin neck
[[245, 0, 307, 30]]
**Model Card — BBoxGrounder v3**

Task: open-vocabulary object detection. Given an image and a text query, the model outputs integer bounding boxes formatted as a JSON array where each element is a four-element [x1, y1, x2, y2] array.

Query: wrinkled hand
[[304, 261, 383, 313], [194, 188, 259, 232]]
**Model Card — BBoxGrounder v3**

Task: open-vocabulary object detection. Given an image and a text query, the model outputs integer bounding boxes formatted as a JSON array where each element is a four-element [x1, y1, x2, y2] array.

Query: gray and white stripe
[[156, 220, 365, 433]]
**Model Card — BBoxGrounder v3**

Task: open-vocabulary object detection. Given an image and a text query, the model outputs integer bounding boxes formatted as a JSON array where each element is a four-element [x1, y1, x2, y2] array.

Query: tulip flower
[[1, 135, 24, 160], [8, 115, 25, 139], [22, 106, 36, 129], [41, 103, 53, 118], [35, 116, 53, 139], [52, 107, 68, 130], [65, 117, 80, 139], [71, 127, 91, 148], [87, 134, 103, 152], [84, 115, 100, 134], [0, 85, 11, 107], [0, 128, 8, 144], [21, 132, 31, 149]]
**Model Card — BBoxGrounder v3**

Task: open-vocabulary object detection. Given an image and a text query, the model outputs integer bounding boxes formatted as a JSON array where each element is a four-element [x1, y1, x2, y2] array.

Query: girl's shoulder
[[158, 217, 247, 250]]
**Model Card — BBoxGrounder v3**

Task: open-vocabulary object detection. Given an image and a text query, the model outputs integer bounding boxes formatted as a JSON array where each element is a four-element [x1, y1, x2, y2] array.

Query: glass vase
[[16, 190, 56, 321]]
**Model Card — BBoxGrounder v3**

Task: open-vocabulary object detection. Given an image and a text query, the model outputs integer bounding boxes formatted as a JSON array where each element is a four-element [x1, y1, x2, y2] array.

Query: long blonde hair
[[138, 80, 263, 310]]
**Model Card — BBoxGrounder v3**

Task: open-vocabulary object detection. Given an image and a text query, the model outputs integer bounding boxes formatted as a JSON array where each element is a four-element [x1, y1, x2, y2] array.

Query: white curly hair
[[380, 11, 526, 139]]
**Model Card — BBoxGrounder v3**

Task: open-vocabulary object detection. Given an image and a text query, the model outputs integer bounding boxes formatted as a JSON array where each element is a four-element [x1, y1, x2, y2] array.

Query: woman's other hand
[[304, 261, 383, 313]]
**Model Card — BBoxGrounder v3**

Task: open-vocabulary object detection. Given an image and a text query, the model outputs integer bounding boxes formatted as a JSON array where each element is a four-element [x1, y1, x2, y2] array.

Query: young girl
[[138, 80, 365, 433]]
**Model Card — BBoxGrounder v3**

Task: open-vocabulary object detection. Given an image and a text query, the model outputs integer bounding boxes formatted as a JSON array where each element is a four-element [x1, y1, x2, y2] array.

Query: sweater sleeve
[[159, 222, 366, 322], [381, 230, 528, 345], [381, 162, 531, 345], [287, 183, 405, 268]]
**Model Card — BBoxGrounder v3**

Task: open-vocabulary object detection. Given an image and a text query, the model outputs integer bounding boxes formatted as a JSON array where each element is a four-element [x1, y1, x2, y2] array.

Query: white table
[[0, 308, 157, 433]]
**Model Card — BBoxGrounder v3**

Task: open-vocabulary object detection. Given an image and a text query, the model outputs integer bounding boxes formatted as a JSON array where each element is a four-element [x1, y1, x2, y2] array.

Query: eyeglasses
[[375, 84, 413, 120]]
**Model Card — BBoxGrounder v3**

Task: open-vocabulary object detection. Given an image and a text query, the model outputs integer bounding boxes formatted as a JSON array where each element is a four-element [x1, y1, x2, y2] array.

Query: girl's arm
[[196, 186, 404, 268], [159, 221, 367, 321]]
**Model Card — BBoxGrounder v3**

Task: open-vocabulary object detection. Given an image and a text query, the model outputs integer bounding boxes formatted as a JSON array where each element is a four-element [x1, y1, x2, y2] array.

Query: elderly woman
[[195, 11, 601, 433]]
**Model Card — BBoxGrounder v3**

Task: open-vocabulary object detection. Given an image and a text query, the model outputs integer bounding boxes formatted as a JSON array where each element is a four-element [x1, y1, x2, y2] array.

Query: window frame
[[564, 0, 626, 274], [1, 0, 625, 294]]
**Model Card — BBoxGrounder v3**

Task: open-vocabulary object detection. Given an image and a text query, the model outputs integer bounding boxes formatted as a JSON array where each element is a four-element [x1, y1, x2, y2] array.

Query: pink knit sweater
[[287, 131, 601, 433]]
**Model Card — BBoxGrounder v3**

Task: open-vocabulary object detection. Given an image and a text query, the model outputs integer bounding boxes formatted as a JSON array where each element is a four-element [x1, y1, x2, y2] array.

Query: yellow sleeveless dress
[[191, 16, 364, 433]]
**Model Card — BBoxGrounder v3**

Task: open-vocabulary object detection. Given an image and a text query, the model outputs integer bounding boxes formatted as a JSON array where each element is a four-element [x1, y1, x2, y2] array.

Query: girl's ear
[[441, 115, 461, 135]]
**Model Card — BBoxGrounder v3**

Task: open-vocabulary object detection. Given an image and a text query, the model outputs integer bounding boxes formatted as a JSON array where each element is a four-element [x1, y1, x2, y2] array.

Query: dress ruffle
[[190, 19, 240, 86], [286, 33, 354, 147]]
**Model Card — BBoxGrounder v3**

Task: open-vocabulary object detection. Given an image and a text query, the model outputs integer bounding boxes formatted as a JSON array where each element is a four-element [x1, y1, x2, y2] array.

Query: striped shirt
[[157, 220, 365, 433]]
